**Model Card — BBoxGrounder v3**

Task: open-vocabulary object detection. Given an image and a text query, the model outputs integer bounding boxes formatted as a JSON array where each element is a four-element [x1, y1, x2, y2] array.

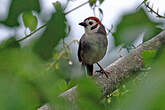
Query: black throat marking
[[91, 24, 98, 30]]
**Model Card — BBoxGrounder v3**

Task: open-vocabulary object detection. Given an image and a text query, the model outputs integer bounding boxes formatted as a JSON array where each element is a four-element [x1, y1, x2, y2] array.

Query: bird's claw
[[96, 69, 110, 78]]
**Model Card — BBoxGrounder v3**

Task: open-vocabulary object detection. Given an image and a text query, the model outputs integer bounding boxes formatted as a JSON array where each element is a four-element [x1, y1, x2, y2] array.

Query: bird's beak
[[79, 22, 87, 27]]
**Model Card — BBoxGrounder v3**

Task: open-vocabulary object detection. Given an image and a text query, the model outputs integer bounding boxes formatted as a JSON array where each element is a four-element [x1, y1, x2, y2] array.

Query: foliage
[[89, 0, 104, 6], [113, 8, 162, 47], [1, 0, 40, 27], [0, 0, 165, 110], [142, 50, 157, 66], [33, 1, 67, 60], [0, 37, 20, 49], [110, 49, 165, 110], [0, 48, 43, 109], [22, 11, 38, 31], [77, 77, 103, 110], [89, 0, 97, 5]]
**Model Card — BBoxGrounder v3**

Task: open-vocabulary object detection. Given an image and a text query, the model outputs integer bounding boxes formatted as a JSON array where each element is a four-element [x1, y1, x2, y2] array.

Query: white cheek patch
[[84, 19, 101, 34], [85, 24, 100, 34]]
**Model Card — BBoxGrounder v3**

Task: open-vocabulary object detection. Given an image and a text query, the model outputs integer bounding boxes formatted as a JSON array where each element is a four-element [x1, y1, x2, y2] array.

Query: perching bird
[[78, 17, 109, 78]]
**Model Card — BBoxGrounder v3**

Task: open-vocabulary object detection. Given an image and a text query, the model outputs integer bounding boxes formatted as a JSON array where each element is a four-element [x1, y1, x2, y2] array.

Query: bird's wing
[[78, 34, 85, 62], [97, 24, 107, 35], [78, 42, 82, 62]]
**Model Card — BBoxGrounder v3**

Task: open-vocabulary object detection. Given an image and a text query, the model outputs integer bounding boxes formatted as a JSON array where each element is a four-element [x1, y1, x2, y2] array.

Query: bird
[[78, 16, 109, 78]]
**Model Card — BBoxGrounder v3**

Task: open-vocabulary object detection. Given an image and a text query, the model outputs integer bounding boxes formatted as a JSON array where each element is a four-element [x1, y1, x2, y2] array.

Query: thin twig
[[16, 24, 47, 42], [64, 1, 89, 15], [136, 0, 147, 9], [47, 39, 78, 70], [17, 1, 89, 42], [144, 2, 165, 19]]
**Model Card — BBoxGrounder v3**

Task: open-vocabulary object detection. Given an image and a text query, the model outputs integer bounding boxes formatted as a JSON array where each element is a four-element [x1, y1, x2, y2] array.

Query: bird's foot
[[96, 69, 110, 78]]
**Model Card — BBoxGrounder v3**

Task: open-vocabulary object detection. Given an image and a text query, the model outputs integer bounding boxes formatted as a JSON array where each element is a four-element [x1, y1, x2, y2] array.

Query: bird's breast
[[80, 33, 108, 64]]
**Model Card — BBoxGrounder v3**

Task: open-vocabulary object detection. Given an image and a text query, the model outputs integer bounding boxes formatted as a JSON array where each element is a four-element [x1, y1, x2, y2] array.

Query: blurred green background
[[0, 0, 165, 110]]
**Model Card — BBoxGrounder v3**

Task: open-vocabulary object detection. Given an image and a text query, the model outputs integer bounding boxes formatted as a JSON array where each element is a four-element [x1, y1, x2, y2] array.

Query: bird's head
[[79, 17, 104, 34]]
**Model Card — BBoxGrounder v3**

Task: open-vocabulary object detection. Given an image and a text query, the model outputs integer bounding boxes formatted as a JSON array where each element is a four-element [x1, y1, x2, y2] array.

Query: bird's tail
[[81, 63, 86, 75], [81, 63, 93, 76], [86, 64, 93, 76]]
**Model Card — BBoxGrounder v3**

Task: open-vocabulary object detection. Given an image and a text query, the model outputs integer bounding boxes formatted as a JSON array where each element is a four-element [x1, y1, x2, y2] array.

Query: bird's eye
[[89, 21, 93, 25]]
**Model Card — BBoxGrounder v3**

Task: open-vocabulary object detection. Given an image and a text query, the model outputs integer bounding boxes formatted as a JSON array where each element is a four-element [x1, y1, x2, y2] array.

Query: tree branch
[[38, 31, 165, 110], [61, 30, 165, 98], [144, 2, 165, 19]]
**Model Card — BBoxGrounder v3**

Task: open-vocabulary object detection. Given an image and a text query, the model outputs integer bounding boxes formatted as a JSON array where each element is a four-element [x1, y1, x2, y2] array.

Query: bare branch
[[144, 2, 165, 19], [16, 24, 47, 42], [64, 1, 89, 15], [38, 30, 165, 110], [61, 30, 165, 99], [136, 0, 147, 9]]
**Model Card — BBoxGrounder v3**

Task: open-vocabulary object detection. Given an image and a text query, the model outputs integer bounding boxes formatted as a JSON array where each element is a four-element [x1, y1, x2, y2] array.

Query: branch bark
[[96, 31, 165, 95], [61, 30, 165, 97], [38, 30, 165, 110]]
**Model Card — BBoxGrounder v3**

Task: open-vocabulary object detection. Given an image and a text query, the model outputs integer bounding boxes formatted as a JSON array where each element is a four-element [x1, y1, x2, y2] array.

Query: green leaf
[[77, 77, 103, 110], [98, 8, 103, 15], [57, 79, 67, 92], [89, 0, 97, 4], [67, 80, 76, 89], [52, 1, 62, 10], [0, 37, 20, 50], [98, 8, 103, 19], [0, 48, 45, 110], [1, 0, 40, 27], [142, 50, 157, 66], [22, 11, 38, 31], [99, 0, 104, 4], [0, 75, 40, 110], [111, 89, 120, 96], [112, 49, 165, 110], [113, 8, 162, 47], [33, 1, 67, 60], [89, 0, 96, 6]]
